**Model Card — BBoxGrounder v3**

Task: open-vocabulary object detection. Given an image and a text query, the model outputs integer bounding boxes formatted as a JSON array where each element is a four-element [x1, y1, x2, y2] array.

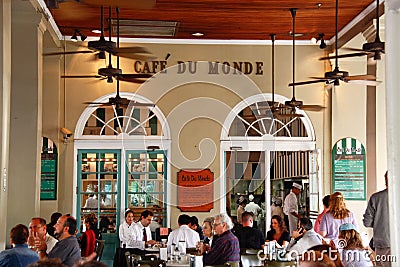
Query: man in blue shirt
[[0, 224, 39, 267]]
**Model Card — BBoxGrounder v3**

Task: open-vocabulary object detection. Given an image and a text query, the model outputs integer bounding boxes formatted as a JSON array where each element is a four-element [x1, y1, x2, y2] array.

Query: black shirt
[[234, 226, 265, 249], [266, 230, 290, 246]]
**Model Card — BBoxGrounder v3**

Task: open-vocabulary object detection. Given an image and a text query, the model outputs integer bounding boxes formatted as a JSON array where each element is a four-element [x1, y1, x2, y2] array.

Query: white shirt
[[84, 196, 98, 209], [119, 220, 137, 248], [245, 201, 262, 218], [45, 233, 58, 254], [167, 225, 200, 251], [283, 190, 298, 215], [128, 222, 153, 249]]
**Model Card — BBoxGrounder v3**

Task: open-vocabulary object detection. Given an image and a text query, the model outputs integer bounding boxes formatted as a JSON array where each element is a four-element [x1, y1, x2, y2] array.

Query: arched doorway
[[73, 92, 171, 263], [221, 93, 322, 232]]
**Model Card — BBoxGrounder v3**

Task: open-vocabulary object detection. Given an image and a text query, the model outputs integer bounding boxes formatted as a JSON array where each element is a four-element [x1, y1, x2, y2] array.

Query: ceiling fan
[[289, 0, 381, 87], [284, 8, 325, 112], [320, 0, 384, 62], [251, 34, 303, 119], [43, 5, 155, 61], [85, 7, 154, 109], [61, 6, 153, 83]]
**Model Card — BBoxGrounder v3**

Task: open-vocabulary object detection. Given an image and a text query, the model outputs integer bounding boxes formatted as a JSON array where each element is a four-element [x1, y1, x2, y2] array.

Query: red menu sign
[[177, 169, 214, 212]]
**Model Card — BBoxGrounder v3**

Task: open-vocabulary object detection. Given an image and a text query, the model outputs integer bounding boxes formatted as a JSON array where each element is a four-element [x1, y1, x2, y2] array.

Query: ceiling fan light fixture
[[80, 32, 87, 41], [98, 51, 106, 59], [71, 29, 79, 41], [319, 39, 327, 49], [107, 76, 113, 83]]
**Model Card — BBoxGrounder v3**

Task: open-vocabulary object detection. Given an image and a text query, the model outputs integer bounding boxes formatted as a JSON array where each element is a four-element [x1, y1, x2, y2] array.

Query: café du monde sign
[[177, 169, 214, 212], [332, 138, 366, 200]]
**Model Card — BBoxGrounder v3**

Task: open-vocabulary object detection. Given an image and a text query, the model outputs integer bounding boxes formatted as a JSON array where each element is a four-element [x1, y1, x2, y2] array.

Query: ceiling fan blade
[[61, 75, 102, 79], [113, 47, 151, 54], [44, 51, 94, 56], [300, 105, 326, 112], [116, 73, 153, 83], [345, 74, 376, 80], [288, 79, 330, 87], [319, 52, 368, 61], [343, 79, 382, 86]]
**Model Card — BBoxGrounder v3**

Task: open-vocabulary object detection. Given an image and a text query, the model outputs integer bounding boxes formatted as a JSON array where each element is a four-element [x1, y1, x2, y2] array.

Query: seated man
[[199, 213, 240, 265], [39, 215, 81, 267], [0, 224, 39, 267], [286, 217, 323, 256], [128, 210, 158, 253], [234, 212, 264, 250], [167, 214, 200, 252], [29, 217, 58, 254]]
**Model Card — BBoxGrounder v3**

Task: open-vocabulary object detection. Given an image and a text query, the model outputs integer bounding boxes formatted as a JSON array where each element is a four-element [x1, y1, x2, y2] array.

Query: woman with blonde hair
[[319, 192, 358, 246], [338, 223, 373, 267]]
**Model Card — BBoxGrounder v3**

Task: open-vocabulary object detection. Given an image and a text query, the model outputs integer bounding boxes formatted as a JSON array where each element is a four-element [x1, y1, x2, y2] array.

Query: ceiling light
[[192, 32, 204, 37], [92, 29, 101, 34]]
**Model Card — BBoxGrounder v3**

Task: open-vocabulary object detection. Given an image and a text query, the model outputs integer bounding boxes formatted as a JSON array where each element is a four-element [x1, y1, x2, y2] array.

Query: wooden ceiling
[[47, 0, 378, 42]]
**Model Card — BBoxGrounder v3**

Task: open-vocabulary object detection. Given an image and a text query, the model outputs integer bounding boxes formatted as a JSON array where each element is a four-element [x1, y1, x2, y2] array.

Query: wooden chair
[[95, 240, 106, 261]]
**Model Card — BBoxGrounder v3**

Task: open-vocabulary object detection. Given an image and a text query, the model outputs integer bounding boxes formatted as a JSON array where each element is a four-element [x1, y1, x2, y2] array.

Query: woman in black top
[[266, 215, 290, 246]]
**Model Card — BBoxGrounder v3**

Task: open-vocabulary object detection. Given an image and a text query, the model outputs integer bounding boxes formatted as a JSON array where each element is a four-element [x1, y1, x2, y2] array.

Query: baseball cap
[[339, 223, 358, 232]]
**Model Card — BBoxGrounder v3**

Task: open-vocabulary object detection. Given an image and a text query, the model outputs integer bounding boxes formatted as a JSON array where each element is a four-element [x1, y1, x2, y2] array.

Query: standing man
[[283, 182, 302, 235], [129, 210, 157, 253], [29, 217, 58, 255], [0, 224, 39, 267], [245, 194, 262, 229], [363, 171, 391, 267], [38, 215, 81, 267]]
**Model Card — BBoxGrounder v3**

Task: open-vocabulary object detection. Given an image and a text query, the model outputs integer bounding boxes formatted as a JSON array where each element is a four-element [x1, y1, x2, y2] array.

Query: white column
[[0, 0, 11, 250], [385, 0, 400, 257], [7, 0, 45, 239]]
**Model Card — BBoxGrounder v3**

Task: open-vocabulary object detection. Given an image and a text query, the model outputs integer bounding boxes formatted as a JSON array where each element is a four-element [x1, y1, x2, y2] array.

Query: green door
[[77, 149, 121, 265]]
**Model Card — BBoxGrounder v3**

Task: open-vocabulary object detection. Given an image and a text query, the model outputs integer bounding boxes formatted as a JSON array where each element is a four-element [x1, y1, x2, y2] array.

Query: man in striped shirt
[[199, 213, 240, 266]]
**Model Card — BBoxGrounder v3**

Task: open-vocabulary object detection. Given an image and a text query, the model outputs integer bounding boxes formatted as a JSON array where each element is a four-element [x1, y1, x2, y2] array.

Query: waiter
[[283, 182, 302, 235]]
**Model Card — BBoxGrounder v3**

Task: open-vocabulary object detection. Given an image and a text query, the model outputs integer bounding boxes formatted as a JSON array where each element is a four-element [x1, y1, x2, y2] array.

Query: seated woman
[[266, 215, 290, 247], [80, 213, 97, 257], [202, 217, 216, 247], [338, 223, 373, 267]]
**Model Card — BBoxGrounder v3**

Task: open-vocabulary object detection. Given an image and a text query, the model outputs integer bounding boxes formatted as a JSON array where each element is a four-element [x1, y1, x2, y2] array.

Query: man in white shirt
[[167, 214, 200, 252], [283, 182, 302, 235], [129, 210, 158, 251], [245, 194, 262, 228], [28, 217, 58, 254], [84, 194, 98, 209]]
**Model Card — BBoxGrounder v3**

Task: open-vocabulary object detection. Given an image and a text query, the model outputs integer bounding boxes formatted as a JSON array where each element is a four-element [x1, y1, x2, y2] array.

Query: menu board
[[40, 137, 57, 200], [332, 138, 366, 200], [177, 169, 214, 212]]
